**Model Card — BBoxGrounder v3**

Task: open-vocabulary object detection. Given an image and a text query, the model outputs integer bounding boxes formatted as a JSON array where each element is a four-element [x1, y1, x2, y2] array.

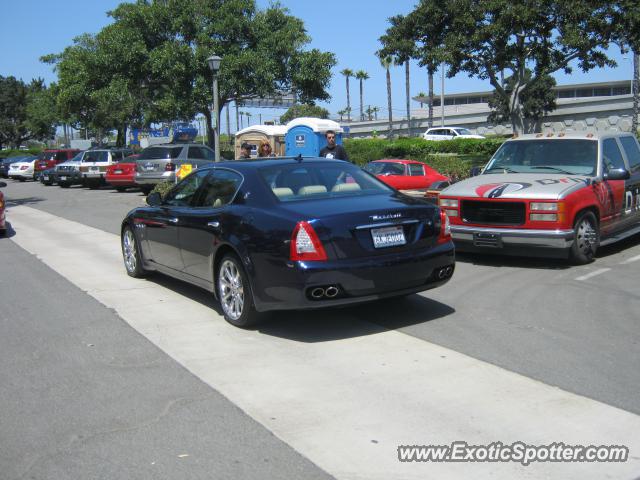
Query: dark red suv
[[34, 149, 80, 179]]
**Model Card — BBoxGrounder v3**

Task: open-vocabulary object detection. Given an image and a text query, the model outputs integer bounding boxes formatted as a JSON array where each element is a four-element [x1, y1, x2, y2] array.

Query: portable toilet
[[284, 117, 344, 157], [234, 125, 287, 158]]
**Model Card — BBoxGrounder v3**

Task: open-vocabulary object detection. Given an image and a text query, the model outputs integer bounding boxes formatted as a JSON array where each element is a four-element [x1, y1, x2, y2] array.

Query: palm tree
[[340, 68, 354, 121], [403, 60, 412, 137], [379, 56, 393, 138], [372, 106, 379, 120], [337, 109, 346, 122], [355, 70, 370, 121]]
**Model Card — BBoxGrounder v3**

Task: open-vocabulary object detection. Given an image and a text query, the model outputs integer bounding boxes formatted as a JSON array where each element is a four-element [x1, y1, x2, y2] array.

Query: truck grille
[[462, 201, 526, 225]]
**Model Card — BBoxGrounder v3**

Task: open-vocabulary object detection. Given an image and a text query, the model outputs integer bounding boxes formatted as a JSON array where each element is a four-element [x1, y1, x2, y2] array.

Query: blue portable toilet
[[284, 117, 344, 157]]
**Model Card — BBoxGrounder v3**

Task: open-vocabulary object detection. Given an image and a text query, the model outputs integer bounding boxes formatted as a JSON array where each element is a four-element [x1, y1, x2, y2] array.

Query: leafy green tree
[[280, 104, 329, 123], [488, 71, 557, 130], [340, 68, 354, 122], [355, 70, 369, 121], [25, 80, 59, 143], [395, 0, 626, 134], [613, 0, 640, 133]]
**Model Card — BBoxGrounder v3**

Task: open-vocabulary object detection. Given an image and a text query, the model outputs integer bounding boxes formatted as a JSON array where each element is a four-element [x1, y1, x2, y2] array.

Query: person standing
[[258, 140, 275, 157], [319, 130, 349, 161], [239, 142, 252, 159]]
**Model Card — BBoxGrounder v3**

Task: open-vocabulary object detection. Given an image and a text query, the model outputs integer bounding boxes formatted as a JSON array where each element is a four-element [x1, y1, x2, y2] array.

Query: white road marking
[[575, 268, 611, 282], [8, 205, 640, 480], [620, 254, 640, 265]]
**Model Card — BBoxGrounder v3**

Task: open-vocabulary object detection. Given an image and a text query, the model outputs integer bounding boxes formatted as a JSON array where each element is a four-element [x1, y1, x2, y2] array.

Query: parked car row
[[4, 142, 217, 193]]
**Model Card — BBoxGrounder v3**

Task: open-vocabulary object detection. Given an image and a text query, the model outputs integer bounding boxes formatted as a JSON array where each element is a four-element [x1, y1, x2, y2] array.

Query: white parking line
[[575, 268, 611, 282], [8, 205, 640, 480], [620, 254, 640, 265]]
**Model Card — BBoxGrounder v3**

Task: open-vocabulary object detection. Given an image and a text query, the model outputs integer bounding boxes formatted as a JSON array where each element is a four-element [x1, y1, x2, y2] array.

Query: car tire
[[59, 182, 70, 188], [570, 211, 599, 265], [121, 225, 148, 278], [217, 254, 263, 328], [115, 186, 127, 192]]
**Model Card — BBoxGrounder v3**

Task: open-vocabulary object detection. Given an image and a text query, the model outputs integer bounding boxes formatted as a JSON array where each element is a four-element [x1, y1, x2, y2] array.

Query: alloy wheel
[[122, 228, 137, 273], [219, 259, 244, 321]]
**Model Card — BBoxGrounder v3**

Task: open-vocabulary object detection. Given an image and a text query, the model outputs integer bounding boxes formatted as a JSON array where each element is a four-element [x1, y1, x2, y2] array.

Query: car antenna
[[296, 153, 303, 163]]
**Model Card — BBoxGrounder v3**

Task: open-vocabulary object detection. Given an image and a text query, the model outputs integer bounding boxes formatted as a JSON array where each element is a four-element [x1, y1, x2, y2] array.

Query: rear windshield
[[83, 151, 110, 162], [259, 161, 392, 202], [485, 139, 598, 175], [138, 146, 182, 160], [40, 151, 58, 161], [364, 162, 405, 175]]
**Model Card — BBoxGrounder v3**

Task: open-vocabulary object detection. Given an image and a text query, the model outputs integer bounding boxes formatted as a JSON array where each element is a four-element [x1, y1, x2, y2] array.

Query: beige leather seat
[[298, 185, 327, 195], [331, 183, 361, 193], [272, 187, 294, 198]]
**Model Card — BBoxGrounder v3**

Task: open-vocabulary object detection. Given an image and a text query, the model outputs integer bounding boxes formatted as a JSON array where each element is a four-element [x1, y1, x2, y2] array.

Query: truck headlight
[[530, 213, 558, 221], [439, 198, 459, 208], [530, 202, 558, 211]]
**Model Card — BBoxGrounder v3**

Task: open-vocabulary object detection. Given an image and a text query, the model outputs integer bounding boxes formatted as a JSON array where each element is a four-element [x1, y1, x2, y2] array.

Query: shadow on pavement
[[5, 197, 46, 207], [143, 270, 455, 342], [455, 251, 571, 270], [257, 295, 455, 343], [0, 221, 16, 239], [596, 232, 640, 258]]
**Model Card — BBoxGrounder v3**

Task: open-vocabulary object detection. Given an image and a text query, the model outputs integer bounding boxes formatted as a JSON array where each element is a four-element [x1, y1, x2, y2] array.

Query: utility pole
[[440, 62, 445, 127]]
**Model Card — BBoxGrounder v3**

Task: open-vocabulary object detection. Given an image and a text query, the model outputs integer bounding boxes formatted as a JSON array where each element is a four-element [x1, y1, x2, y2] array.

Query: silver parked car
[[135, 143, 216, 194]]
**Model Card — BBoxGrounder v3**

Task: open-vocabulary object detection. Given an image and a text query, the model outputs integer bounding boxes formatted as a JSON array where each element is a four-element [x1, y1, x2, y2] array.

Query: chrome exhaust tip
[[445, 266, 453, 276], [325, 286, 339, 298], [310, 287, 325, 299]]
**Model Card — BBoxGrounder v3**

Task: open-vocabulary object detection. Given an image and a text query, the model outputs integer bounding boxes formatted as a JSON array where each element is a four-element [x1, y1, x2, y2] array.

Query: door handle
[[207, 221, 220, 228], [167, 217, 179, 224]]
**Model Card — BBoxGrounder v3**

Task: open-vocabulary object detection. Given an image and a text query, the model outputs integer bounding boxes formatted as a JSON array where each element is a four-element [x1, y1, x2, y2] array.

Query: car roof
[[370, 159, 419, 164], [509, 132, 636, 142], [201, 156, 351, 171]]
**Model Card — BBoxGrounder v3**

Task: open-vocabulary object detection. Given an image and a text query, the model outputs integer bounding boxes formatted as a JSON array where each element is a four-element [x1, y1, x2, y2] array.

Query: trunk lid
[[280, 193, 442, 259]]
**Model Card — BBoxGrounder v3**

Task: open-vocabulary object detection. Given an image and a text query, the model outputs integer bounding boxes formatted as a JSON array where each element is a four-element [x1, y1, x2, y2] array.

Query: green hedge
[[0, 147, 43, 159], [344, 137, 504, 165], [343, 137, 504, 179]]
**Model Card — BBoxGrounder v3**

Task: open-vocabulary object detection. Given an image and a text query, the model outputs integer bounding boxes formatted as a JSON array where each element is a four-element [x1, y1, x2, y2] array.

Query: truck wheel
[[570, 211, 599, 265]]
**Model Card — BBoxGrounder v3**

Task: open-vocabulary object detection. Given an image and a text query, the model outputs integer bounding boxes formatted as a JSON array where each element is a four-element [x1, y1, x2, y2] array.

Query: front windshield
[[453, 128, 473, 135], [70, 152, 83, 162], [83, 151, 109, 162], [260, 161, 393, 202], [364, 162, 405, 175], [484, 139, 598, 176]]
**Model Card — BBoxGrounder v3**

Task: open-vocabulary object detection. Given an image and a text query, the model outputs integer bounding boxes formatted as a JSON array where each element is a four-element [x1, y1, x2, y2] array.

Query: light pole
[[207, 54, 222, 162]]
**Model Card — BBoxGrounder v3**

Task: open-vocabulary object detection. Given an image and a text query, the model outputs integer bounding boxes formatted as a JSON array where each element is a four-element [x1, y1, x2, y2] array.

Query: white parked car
[[423, 127, 485, 141], [79, 148, 133, 189], [8, 158, 37, 181]]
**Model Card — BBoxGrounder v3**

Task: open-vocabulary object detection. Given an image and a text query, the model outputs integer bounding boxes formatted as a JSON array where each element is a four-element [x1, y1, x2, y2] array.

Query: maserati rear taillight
[[290, 221, 327, 261], [437, 209, 452, 244]]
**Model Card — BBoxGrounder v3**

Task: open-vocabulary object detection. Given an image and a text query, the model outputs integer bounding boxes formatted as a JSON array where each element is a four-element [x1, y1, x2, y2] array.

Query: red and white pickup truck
[[438, 132, 640, 263]]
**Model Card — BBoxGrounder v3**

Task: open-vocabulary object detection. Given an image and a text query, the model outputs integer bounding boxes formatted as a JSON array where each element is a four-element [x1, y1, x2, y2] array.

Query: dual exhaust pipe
[[309, 285, 340, 300], [436, 265, 454, 280]]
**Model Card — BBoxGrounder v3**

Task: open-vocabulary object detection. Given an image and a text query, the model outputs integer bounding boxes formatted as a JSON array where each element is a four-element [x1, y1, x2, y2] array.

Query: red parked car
[[106, 154, 140, 191], [364, 159, 449, 190], [0, 180, 7, 235], [34, 149, 80, 179]]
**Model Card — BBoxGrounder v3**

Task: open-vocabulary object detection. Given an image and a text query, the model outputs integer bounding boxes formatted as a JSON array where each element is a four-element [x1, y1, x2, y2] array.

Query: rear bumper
[[252, 242, 455, 312], [135, 171, 175, 185], [106, 175, 136, 186], [451, 225, 574, 252], [9, 171, 33, 179]]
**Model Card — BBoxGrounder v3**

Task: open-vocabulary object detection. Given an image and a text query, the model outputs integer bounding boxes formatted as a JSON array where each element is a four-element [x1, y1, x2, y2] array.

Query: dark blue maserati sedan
[[121, 157, 455, 327]]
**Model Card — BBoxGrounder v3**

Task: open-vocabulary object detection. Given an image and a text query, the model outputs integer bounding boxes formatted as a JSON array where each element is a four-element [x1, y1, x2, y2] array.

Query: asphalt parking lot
[[2, 178, 639, 479], [4, 178, 639, 413]]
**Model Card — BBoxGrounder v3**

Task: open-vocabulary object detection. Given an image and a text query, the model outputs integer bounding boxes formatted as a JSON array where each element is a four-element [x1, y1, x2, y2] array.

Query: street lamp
[[207, 54, 222, 162]]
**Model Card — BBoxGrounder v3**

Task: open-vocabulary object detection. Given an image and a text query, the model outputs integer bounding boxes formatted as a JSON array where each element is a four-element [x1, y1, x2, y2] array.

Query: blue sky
[[0, 0, 634, 127]]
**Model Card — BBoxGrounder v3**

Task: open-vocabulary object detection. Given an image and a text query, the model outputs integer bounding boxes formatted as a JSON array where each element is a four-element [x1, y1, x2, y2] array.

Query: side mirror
[[603, 168, 630, 181], [0, 181, 6, 188], [146, 191, 162, 206]]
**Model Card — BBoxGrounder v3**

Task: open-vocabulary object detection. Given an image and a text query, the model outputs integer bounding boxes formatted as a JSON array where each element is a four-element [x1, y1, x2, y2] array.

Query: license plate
[[114, 169, 123, 174], [59, 176, 67, 181], [144, 166, 155, 171], [43, 176, 49, 181], [90, 166, 99, 171], [473, 232, 502, 248], [371, 226, 406, 248]]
